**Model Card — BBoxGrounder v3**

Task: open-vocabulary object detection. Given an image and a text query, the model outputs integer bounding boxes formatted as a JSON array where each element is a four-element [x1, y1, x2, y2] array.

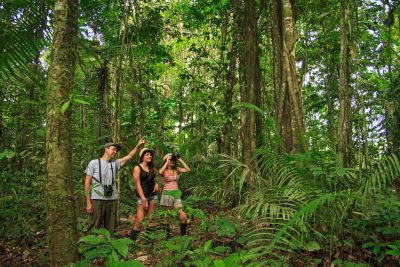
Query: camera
[[103, 184, 113, 197], [171, 153, 180, 162]]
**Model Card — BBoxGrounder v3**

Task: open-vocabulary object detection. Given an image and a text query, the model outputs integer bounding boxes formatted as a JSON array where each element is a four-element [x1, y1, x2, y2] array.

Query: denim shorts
[[136, 194, 158, 205]]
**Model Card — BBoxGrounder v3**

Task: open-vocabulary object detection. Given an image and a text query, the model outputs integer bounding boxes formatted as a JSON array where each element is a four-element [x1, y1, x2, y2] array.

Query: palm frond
[[361, 154, 400, 195], [0, 2, 50, 82]]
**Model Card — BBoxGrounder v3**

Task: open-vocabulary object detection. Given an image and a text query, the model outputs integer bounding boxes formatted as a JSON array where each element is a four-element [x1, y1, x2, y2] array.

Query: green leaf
[[72, 98, 90, 105], [204, 240, 212, 252], [36, 128, 46, 137], [233, 102, 265, 115], [0, 150, 15, 160], [113, 261, 145, 267], [214, 246, 228, 254], [372, 245, 381, 255], [386, 250, 400, 256], [111, 238, 133, 258], [110, 250, 119, 262], [303, 241, 321, 252], [361, 242, 375, 249], [79, 235, 107, 245], [61, 100, 71, 114], [78, 244, 97, 254], [213, 259, 225, 267], [222, 253, 242, 267], [93, 228, 111, 240], [83, 247, 112, 260], [74, 258, 92, 267]]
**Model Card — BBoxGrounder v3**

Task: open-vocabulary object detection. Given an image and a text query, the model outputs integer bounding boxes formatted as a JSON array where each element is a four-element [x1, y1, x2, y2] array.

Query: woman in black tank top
[[130, 148, 160, 240], [138, 164, 156, 198]]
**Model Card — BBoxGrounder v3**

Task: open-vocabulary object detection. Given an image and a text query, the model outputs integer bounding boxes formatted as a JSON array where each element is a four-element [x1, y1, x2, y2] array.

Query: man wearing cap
[[84, 137, 145, 236]]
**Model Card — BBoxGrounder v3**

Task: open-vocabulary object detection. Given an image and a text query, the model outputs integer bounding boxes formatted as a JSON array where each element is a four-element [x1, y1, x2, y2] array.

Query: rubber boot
[[129, 229, 140, 241], [180, 223, 187, 236]]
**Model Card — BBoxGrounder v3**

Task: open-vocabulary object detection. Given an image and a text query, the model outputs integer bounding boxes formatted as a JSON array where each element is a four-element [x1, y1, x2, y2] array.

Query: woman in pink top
[[159, 153, 191, 236]]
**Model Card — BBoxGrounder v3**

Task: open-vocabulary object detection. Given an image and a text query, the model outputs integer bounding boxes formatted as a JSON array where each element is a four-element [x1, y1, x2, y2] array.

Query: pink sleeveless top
[[163, 170, 179, 190]]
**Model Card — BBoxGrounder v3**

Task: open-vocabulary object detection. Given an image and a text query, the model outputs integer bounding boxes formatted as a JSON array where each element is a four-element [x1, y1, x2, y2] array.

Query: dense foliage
[[1, 0, 400, 266]]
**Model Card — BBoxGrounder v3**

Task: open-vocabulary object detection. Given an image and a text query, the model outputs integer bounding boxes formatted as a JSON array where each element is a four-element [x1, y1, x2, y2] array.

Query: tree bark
[[110, 59, 122, 144], [338, 0, 353, 167], [385, 5, 400, 158], [223, 0, 239, 157], [45, 0, 79, 265], [241, 0, 259, 175], [323, 22, 337, 147], [98, 60, 110, 145], [282, 0, 308, 153], [272, 0, 307, 154], [271, 0, 286, 154]]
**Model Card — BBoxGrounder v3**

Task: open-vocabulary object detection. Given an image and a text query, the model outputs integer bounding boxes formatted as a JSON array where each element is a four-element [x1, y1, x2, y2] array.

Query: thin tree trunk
[[129, 54, 139, 138], [98, 60, 110, 145], [254, 38, 264, 149], [45, 0, 78, 264], [326, 71, 336, 146], [110, 59, 122, 144], [321, 23, 337, 147], [178, 85, 184, 131], [338, 0, 352, 167], [223, 0, 239, 157]]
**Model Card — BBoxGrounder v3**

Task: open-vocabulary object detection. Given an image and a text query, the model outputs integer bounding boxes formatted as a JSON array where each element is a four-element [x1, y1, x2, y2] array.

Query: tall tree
[[45, 0, 79, 265], [98, 59, 111, 144], [384, 2, 400, 158], [272, 0, 308, 154], [223, 0, 239, 158], [338, 0, 353, 167], [242, 0, 260, 172]]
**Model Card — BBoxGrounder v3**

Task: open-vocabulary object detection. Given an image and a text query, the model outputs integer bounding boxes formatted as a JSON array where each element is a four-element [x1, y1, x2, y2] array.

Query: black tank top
[[137, 165, 156, 198]]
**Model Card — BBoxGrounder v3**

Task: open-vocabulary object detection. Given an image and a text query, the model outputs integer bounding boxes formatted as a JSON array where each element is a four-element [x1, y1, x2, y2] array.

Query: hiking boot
[[129, 229, 140, 241], [180, 223, 187, 236]]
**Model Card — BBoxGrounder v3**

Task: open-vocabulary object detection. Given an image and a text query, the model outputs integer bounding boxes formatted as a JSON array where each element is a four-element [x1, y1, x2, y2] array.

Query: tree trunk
[[242, 0, 259, 175], [98, 60, 110, 146], [223, 0, 239, 157], [271, 0, 285, 154], [385, 5, 400, 158], [254, 43, 263, 149], [129, 52, 139, 139], [321, 24, 337, 147], [272, 0, 307, 154], [338, 0, 352, 167], [45, 0, 79, 265], [326, 71, 336, 146], [282, 0, 308, 153], [110, 59, 122, 144]]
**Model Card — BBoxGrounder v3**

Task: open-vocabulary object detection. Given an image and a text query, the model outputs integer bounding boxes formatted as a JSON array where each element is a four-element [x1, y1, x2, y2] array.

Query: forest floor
[[1, 209, 399, 266], [0, 214, 203, 267]]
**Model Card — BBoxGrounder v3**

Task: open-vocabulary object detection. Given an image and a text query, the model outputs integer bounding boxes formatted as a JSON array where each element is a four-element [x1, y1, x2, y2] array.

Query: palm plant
[[243, 152, 400, 264], [0, 1, 50, 82], [189, 146, 400, 264]]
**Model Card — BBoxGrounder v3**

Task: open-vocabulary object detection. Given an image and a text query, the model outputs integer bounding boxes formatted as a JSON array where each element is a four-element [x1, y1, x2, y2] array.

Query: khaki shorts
[[160, 193, 183, 209]]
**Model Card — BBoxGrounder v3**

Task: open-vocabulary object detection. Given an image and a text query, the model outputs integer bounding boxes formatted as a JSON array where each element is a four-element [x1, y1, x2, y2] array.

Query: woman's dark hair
[[140, 150, 156, 177]]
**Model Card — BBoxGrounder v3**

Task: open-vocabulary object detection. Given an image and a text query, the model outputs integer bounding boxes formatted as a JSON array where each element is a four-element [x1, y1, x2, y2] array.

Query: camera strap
[[96, 159, 115, 185]]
